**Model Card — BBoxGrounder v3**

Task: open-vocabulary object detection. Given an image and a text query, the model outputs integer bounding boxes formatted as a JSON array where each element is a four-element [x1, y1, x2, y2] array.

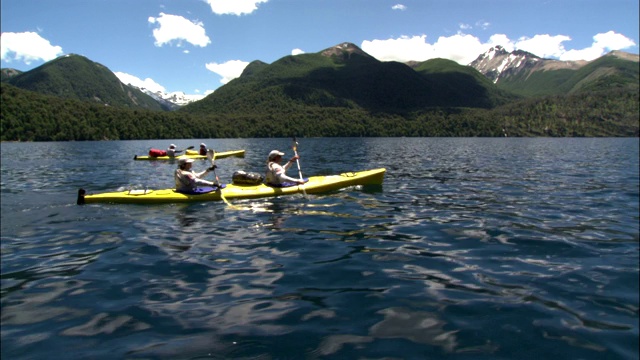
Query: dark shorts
[[177, 184, 226, 194]]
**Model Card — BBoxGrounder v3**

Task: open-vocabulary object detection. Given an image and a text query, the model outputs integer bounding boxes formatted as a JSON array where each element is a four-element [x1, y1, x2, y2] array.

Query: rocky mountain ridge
[[2, 43, 638, 109], [468, 45, 587, 83]]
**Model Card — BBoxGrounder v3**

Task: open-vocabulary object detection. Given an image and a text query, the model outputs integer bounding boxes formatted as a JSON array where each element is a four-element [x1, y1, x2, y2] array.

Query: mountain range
[[1, 54, 169, 110], [0, 65, 205, 110], [131, 87, 205, 110], [180, 42, 518, 116], [470, 45, 640, 96], [2, 42, 638, 113]]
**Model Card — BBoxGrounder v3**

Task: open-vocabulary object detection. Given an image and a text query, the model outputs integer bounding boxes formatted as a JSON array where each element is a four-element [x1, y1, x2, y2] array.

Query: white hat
[[169, 144, 176, 148], [200, 143, 206, 147], [268, 150, 285, 160], [178, 158, 194, 166]]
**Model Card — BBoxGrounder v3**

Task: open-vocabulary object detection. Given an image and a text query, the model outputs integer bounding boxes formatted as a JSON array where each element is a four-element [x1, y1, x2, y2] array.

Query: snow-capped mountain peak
[[136, 87, 206, 109], [468, 46, 590, 84], [469, 46, 542, 84]]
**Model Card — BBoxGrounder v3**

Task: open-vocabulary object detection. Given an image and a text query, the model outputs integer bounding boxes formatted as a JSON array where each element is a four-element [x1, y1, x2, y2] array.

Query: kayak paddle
[[177, 145, 195, 153], [207, 149, 233, 207], [206, 149, 221, 184], [292, 137, 307, 197]]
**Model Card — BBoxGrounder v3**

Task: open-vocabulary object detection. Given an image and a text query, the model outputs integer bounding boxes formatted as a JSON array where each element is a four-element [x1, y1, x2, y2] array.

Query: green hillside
[[6, 54, 164, 110], [412, 58, 519, 108], [565, 54, 640, 93], [1, 45, 638, 141], [496, 53, 639, 97], [180, 44, 511, 116], [1, 68, 22, 82]]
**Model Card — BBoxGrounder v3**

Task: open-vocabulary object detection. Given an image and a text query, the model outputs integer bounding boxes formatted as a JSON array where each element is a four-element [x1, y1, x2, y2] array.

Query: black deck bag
[[232, 171, 264, 185]]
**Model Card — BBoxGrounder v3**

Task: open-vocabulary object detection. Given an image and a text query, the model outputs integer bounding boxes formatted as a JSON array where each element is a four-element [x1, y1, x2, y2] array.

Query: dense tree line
[[1, 83, 637, 141], [495, 89, 639, 137]]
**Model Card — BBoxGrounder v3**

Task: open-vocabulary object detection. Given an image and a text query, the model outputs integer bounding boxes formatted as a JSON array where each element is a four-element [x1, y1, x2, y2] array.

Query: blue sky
[[2, 0, 638, 99]]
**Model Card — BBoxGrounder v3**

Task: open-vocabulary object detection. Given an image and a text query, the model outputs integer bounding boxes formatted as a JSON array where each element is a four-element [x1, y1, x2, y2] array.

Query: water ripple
[[1, 138, 637, 359]]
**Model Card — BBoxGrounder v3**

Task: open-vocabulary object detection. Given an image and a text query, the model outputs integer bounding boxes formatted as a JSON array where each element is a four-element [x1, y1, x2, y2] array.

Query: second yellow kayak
[[133, 149, 245, 160]]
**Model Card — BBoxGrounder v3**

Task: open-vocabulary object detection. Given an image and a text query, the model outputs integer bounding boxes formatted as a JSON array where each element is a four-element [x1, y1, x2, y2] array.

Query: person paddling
[[265, 150, 307, 186], [199, 143, 208, 155], [175, 158, 218, 193], [166, 144, 181, 157]]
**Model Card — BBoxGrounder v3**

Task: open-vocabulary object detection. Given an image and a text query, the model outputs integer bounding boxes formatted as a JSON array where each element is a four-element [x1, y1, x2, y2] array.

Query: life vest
[[175, 169, 195, 191], [265, 162, 280, 184], [148, 148, 167, 157]]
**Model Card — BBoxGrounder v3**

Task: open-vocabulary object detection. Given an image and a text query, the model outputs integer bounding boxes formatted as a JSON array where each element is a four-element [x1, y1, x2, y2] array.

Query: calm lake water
[[1, 138, 638, 359]]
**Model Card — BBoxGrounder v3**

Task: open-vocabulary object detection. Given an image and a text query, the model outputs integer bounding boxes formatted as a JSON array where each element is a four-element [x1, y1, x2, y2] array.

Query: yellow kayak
[[77, 168, 385, 204], [133, 149, 245, 160]]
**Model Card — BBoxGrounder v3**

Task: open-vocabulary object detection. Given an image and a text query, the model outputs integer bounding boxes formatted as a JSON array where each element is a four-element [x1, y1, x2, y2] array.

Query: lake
[[1, 138, 638, 359]]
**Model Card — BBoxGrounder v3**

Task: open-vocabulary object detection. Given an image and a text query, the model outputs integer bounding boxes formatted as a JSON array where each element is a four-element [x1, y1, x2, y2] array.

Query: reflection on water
[[1, 138, 638, 359]]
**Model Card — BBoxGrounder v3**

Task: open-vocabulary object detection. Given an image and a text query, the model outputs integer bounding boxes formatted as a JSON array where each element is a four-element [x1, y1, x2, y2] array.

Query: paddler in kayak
[[265, 150, 308, 187], [175, 158, 218, 193], [166, 144, 179, 157], [199, 143, 208, 155]]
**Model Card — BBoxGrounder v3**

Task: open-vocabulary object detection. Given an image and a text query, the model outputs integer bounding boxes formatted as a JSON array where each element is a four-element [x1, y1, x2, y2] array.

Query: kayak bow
[[77, 168, 385, 205], [133, 149, 245, 160]]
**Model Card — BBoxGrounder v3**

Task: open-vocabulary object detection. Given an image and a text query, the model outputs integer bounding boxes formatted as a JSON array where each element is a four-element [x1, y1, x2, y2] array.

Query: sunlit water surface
[[1, 138, 638, 359]]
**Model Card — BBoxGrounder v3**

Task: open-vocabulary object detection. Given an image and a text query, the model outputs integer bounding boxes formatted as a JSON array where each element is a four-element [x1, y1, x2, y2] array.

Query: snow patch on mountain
[[469, 46, 541, 83], [137, 88, 206, 109], [468, 45, 586, 84], [115, 71, 206, 108]]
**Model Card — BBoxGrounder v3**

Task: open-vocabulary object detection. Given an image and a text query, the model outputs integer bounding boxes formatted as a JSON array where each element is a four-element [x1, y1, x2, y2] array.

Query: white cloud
[[559, 47, 606, 61], [560, 31, 637, 61], [148, 13, 211, 47], [361, 31, 637, 65], [458, 21, 491, 32], [361, 33, 486, 64], [292, 48, 305, 55], [515, 34, 571, 58], [432, 33, 489, 64], [593, 31, 636, 50], [392, 4, 407, 11], [487, 34, 514, 52], [205, 60, 250, 84], [361, 35, 432, 62], [205, 0, 268, 15], [476, 21, 491, 30], [1, 32, 63, 65], [114, 72, 166, 93]]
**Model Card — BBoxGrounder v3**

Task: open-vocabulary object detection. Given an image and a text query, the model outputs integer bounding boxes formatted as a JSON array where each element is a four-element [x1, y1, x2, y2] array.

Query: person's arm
[[193, 169, 210, 178], [275, 164, 305, 184], [193, 164, 217, 178], [283, 155, 299, 171]]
